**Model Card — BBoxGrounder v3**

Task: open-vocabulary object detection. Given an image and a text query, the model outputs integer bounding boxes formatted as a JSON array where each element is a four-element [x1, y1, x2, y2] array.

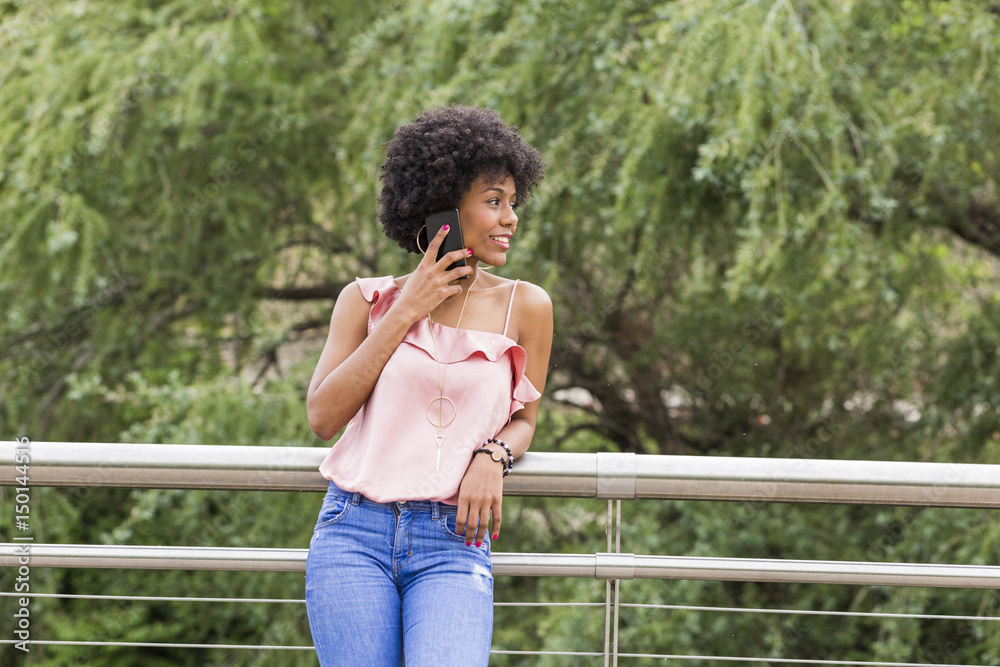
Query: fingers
[[456, 502, 500, 546], [422, 223, 451, 261], [438, 248, 474, 273], [423, 225, 469, 265], [491, 504, 502, 541], [399, 228, 473, 318], [455, 505, 479, 546], [466, 509, 485, 547], [454, 459, 503, 547], [456, 505, 470, 543], [420, 226, 473, 284], [464, 513, 477, 547], [425, 224, 472, 267]]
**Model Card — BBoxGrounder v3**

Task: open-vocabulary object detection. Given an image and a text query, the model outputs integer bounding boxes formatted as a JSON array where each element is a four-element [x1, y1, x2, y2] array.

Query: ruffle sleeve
[[508, 342, 542, 418], [355, 276, 400, 335]]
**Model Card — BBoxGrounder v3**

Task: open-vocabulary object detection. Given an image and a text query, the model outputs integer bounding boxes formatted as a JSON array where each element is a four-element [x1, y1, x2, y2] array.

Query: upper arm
[[307, 281, 371, 403], [511, 281, 553, 428]]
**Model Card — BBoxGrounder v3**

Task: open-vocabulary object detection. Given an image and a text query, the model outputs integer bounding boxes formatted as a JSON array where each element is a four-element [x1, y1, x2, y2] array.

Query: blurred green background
[[2, 0, 999, 664]]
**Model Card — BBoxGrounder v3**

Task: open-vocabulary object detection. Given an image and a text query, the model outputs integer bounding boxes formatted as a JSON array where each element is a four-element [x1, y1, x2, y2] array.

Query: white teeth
[[490, 236, 510, 245]]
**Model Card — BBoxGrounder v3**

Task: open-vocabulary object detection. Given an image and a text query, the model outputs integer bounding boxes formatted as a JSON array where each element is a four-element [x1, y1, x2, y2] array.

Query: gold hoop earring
[[416, 225, 427, 254]]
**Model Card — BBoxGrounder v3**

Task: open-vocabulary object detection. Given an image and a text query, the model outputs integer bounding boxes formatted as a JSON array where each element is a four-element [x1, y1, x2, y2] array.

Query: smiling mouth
[[490, 235, 510, 249]]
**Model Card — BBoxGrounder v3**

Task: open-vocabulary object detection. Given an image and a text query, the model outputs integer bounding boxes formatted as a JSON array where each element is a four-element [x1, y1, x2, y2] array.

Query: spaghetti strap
[[502, 280, 520, 337]]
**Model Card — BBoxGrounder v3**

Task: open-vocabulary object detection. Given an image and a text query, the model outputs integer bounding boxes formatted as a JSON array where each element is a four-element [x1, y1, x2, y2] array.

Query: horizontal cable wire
[[0, 640, 314, 650], [8, 593, 991, 623], [490, 649, 605, 656], [0, 591, 302, 604], [619, 602, 1000, 622], [494, 601, 604, 607], [0, 639, 979, 665], [0, 591, 607, 608], [0, 638, 602, 658], [614, 655, 974, 666]]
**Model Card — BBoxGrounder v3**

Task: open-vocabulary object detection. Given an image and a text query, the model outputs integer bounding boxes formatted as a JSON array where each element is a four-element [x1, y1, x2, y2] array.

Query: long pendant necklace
[[426, 270, 480, 472]]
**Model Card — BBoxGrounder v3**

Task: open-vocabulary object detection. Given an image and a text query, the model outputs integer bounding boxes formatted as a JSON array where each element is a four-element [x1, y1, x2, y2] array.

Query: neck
[[459, 261, 482, 292]]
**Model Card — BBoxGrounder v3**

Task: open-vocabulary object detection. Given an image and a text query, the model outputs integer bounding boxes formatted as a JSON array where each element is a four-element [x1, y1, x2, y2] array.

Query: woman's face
[[456, 173, 519, 269]]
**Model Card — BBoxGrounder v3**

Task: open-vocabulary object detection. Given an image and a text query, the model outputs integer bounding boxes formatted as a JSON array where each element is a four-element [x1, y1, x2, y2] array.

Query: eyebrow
[[481, 186, 517, 197]]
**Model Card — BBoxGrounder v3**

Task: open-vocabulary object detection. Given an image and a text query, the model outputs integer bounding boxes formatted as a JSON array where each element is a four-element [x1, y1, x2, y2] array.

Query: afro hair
[[378, 105, 545, 254]]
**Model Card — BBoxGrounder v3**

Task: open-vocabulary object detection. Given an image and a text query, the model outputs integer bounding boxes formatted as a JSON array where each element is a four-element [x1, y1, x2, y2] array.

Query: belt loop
[[351, 491, 361, 506], [431, 501, 440, 521]]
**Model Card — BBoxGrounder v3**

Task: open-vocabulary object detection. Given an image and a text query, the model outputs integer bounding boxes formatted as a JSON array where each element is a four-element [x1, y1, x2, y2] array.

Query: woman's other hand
[[455, 451, 505, 546]]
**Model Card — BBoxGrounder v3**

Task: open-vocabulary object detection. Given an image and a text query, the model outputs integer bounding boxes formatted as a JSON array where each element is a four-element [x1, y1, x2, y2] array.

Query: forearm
[[489, 416, 536, 466], [306, 306, 417, 440]]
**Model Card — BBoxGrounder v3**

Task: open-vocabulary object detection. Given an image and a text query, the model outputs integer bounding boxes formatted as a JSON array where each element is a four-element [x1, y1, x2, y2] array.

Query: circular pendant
[[426, 396, 457, 428]]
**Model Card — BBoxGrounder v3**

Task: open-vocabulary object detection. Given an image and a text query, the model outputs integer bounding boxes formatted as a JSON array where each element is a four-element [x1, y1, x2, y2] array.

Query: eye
[[511, 202, 518, 211], [488, 198, 500, 206]]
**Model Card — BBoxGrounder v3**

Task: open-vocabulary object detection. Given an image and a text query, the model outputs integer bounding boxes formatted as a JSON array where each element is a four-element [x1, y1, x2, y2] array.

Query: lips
[[490, 234, 511, 249]]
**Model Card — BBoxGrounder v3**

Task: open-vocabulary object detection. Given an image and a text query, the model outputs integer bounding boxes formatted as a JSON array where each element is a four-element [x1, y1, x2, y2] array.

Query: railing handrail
[[4, 544, 1000, 589], [4, 441, 1000, 507], [7, 441, 1000, 664]]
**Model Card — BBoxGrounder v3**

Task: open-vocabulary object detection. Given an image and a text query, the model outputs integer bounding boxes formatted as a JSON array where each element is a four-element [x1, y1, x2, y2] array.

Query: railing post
[[601, 498, 627, 666], [613, 499, 622, 667], [597, 452, 633, 665], [604, 500, 613, 667]]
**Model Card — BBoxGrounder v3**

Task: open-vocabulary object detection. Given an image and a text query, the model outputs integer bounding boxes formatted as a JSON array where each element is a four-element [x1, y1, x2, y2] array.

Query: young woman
[[305, 106, 552, 666]]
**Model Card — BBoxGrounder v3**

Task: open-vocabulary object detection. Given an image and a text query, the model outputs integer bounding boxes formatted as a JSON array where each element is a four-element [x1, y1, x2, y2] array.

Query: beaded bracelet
[[473, 447, 509, 476], [486, 438, 513, 477]]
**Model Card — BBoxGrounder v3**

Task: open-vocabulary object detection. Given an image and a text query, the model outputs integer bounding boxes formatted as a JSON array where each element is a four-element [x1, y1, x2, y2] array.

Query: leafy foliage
[[3, 0, 1000, 664]]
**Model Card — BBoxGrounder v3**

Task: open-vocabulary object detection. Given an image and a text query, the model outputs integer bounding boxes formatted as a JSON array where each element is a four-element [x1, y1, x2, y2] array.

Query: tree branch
[[259, 283, 348, 301], [943, 197, 1000, 259]]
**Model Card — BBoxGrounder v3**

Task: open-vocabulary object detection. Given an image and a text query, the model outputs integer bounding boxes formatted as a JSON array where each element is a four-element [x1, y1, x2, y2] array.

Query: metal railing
[[4, 441, 1000, 664]]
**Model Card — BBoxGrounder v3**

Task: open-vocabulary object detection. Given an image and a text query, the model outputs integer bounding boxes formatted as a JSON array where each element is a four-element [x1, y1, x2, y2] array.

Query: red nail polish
[[465, 542, 472, 547], [492, 533, 498, 540], [475, 541, 482, 547], [442, 224, 450, 231], [467, 249, 473, 255]]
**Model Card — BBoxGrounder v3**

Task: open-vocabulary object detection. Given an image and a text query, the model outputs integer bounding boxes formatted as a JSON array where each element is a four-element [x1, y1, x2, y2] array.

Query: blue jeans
[[305, 480, 494, 666]]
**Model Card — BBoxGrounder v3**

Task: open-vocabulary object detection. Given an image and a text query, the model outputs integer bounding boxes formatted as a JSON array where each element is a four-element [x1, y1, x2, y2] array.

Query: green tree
[[3, 0, 1000, 663]]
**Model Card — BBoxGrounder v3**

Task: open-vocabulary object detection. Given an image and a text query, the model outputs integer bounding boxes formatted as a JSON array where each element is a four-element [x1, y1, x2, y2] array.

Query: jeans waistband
[[326, 479, 457, 516]]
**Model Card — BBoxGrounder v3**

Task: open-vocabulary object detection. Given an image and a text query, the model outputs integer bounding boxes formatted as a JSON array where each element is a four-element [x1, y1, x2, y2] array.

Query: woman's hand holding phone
[[395, 224, 474, 323]]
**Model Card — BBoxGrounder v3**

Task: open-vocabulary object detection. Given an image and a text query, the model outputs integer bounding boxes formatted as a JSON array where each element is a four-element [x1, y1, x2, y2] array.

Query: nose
[[503, 204, 518, 227]]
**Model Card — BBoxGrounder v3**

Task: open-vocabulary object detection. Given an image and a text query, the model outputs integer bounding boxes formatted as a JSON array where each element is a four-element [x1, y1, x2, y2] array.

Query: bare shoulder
[[511, 280, 552, 343], [330, 278, 378, 330], [514, 280, 552, 314], [335, 279, 369, 311]]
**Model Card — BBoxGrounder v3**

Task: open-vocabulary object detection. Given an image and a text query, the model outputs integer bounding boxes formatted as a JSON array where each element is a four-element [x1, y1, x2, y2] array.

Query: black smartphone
[[424, 208, 468, 278]]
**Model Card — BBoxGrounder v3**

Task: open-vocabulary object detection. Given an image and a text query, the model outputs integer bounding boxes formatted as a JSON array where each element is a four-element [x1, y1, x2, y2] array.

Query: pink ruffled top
[[318, 275, 542, 505]]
